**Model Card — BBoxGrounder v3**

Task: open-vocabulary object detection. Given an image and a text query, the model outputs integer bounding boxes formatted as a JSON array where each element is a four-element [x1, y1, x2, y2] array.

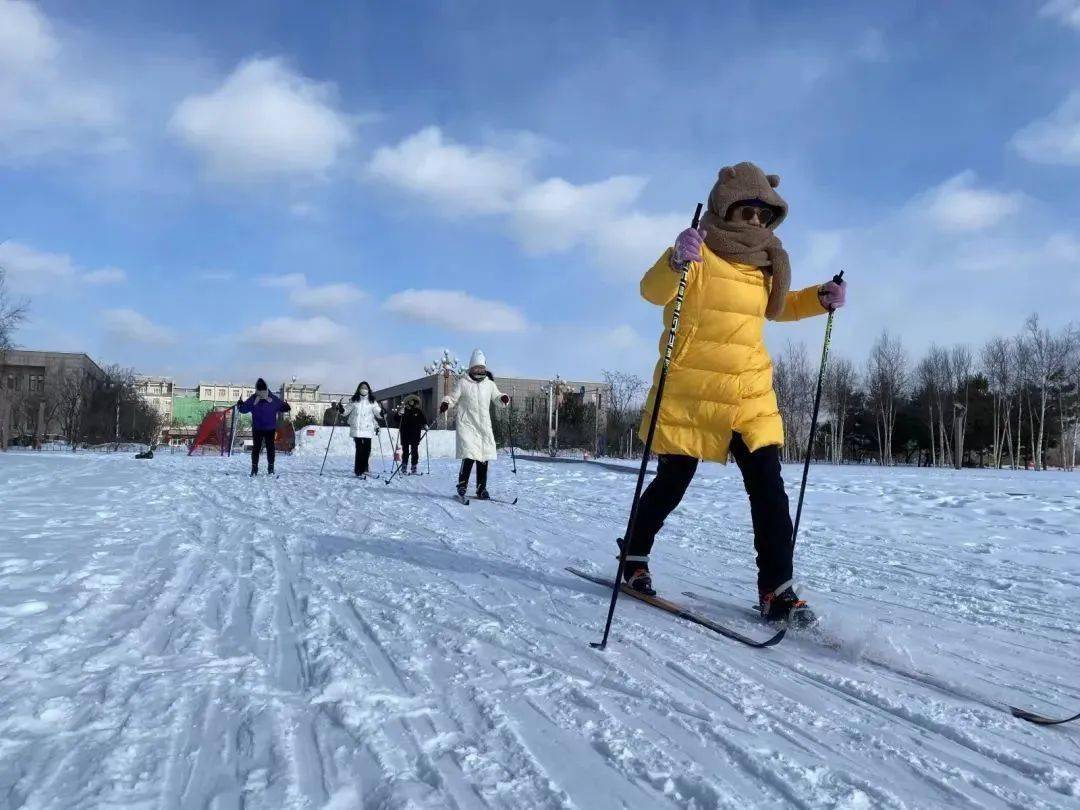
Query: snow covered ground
[[1, 451, 1078, 809]]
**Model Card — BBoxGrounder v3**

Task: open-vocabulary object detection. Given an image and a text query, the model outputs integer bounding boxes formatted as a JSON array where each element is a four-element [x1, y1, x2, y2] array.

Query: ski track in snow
[[0, 452, 1078, 809]]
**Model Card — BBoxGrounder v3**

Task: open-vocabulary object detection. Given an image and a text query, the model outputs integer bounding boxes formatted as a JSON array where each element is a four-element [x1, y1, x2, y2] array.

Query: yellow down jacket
[[639, 246, 827, 462]]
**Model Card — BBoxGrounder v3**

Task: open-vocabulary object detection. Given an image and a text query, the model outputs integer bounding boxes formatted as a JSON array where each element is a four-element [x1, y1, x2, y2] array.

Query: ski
[[684, 590, 827, 638], [1010, 707, 1080, 726], [471, 495, 518, 505], [567, 567, 785, 648], [454, 494, 471, 506]]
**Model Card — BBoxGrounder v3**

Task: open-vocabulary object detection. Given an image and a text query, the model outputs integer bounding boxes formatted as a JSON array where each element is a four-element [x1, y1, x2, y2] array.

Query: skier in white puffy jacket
[[439, 349, 509, 499], [337, 381, 384, 478]]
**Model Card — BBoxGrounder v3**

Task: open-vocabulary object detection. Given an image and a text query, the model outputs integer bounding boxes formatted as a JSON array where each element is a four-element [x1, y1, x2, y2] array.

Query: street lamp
[[425, 350, 462, 430]]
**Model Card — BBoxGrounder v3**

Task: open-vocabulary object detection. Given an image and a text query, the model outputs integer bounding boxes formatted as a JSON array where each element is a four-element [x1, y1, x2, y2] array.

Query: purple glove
[[672, 227, 705, 267], [819, 279, 846, 310]]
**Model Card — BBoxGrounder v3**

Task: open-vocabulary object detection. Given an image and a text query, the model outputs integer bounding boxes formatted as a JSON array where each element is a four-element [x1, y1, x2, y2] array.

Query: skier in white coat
[[337, 381, 384, 478], [439, 349, 509, 499]]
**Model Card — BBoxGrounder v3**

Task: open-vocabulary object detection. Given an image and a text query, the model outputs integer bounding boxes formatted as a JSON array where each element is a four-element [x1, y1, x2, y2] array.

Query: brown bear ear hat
[[699, 161, 791, 320], [707, 162, 787, 230]]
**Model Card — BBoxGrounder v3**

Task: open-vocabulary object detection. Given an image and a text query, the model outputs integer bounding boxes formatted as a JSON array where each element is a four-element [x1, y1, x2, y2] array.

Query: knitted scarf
[[697, 162, 791, 320]]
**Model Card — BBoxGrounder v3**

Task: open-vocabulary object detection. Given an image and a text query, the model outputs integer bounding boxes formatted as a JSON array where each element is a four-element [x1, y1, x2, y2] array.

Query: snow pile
[[0, 452, 1077, 807]]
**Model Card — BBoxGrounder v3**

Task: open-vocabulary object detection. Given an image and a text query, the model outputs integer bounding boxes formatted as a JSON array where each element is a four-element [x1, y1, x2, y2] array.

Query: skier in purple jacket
[[237, 378, 291, 476]]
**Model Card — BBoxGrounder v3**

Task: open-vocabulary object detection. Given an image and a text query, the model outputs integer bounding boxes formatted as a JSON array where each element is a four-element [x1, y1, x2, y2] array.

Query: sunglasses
[[730, 203, 776, 226]]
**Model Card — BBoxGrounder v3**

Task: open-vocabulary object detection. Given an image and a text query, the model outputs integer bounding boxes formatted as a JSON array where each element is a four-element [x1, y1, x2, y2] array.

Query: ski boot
[[410, 465, 418, 475], [474, 488, 490, 500], [623, 563, 655, 596], [759, 583, 817, 628], [250, 468, 258, 477], [616, 538, 655, 596]]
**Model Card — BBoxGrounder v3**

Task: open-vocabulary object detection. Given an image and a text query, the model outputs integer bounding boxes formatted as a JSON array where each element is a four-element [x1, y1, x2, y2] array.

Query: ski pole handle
[[825, 270, 842, 313], [691, 202, 703, 230]]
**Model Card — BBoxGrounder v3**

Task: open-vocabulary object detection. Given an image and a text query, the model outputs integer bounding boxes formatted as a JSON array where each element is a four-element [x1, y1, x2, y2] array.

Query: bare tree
[[56, 370, 93, 450], [1053, 325, 1079, 471], [865, 330, 908, 465], [1024, 314, 1058, 470], [0, 267, 28, 356], [602, 370, 646, 457], [823, 356, 856, 464], [774, 341, 814, 462], [982, 337, 1013, 468], [947, 345, 974, 469], [916, 354, 939, 467]]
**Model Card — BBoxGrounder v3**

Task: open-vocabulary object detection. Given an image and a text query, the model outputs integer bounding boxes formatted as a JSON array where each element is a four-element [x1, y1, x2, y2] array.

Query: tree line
[[775, 314, 1079, 470]]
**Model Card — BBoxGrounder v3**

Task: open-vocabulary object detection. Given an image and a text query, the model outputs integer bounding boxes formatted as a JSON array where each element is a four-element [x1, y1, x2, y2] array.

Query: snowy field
[[1, 451, 1078, 809]]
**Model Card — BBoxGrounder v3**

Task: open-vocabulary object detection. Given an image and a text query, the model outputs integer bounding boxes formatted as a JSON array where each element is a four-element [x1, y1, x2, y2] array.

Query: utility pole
[[547, 374, 563, 456], [594, 388, 601, 458], [114, 383, 121, 450], [547, 381, 554, 456]]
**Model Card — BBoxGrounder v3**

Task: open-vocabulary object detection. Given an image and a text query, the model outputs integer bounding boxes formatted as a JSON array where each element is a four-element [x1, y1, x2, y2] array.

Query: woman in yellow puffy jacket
[[622, 162, 846, 626]]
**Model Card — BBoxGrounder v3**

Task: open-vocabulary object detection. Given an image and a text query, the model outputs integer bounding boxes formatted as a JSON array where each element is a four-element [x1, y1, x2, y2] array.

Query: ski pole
[[319, 398, 343, 476], [507, 395, 518, 475], [593, 202, 702, 651], [425, 417, 432, 475], [792, 270, 844, 545], [376, 428, 387, 474], [386, 419, 438, 485]]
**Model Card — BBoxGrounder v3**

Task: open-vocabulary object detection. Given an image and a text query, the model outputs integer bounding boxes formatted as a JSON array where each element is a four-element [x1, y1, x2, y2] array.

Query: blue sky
[[2, 0, 1079, 392]]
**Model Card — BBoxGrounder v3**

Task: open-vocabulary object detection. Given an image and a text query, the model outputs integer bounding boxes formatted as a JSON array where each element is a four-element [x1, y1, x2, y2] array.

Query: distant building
[[197, 382, 255, 403], [375, 373, 611, 452], [281, 382, 322, 416], [134, 376, 174, 423], [0, 350, 107, 443]]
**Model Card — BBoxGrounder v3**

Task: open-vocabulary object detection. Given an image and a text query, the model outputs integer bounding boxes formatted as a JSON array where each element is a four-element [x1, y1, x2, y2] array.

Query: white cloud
[[918, 172, 1024, 232], [257, 273, 364, 309], [170, 57, 354, 183], [367, 126, 533, 215], [383, 289, 528, 333], [854, 29, 888, 62], [101, 308, 174, 345], [238, 315, 349, 347], [592, 211, 686, 273], [82, 266, 126, 285], [0, 1, 120, 163], [775, 173, 1078, 364], [1041, 0, 1080, 30], [0, 240, 77, 292], [291, 283, 364, 309], [259, 273, 307, 289], [368, 126, 685, 277], [0, 240, 126, 292], [513, 175, 646, 254], [1012, 92, 1080, 166]]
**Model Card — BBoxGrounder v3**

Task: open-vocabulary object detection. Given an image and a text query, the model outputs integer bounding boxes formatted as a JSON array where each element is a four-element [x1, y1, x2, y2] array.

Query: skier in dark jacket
[[237, 378, 291, 476], [397, 394, 427, 475]]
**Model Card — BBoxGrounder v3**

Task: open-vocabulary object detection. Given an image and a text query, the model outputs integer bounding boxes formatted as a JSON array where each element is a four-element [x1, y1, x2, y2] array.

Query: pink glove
[[819, 279, 846, 310], [672, 227, 705, 266]]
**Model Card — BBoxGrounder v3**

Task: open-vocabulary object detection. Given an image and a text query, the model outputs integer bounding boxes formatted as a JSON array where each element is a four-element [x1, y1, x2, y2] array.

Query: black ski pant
[[401, 439, 420, 469], [252, 429, 276, 473], [457, 458, 488, 494], [353, 437, 372, 476], [624, 433, 795, 595]]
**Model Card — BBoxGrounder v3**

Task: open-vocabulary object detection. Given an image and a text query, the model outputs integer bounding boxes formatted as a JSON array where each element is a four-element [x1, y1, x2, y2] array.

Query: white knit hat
[[469, 348, 486, 368]]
